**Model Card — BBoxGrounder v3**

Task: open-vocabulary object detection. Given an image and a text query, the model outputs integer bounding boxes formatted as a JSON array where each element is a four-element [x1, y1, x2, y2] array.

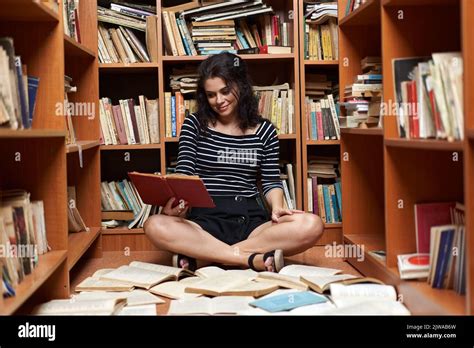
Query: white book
[[168, 296, 254, 315], [73, 289, 164, 306]]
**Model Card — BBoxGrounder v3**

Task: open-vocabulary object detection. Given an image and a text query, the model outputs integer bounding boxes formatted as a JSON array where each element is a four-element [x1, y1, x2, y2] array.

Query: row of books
[[303, 19, 338, 61], [255, 84, 295, 135], [100, 179, 159, 230], [163, 5, 293, 56], [64, 75, 77, 145], [280, 163, 297, 210], [304, 94, 340, 140], [0, 37, 39, 130], [345, 0, 368, 16], [304, 1, 337, 24], [397, 202, 466, 294], [99, 96, 160, 146], [1, 190, 47, 298], [164, 93, 198, 138], [97, 3, 155, 32], [62, 0, 81, 43], [393, 53, 463, 141]]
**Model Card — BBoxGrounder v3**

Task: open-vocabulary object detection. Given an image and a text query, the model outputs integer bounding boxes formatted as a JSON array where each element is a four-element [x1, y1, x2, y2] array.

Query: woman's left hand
[[271, 207, 304, 223]]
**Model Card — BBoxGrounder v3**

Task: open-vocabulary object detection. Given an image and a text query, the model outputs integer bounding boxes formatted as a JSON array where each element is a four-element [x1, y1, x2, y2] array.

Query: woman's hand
[[162, 197, 189, 217], [271, 207, 304, 223]]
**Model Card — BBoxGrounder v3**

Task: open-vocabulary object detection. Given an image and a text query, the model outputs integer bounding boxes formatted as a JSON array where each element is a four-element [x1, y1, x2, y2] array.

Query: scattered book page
[[279, 264, 342, 277], [118, 304, 157, 316], [75, 276, 135, 292], [72, 289, 165, 306], [32, 298, 127, 315], [320, 300, 411, 315], [92, 268, 116, 277], [100, 265, 176, 289], [329, 283, 397, 308], [179, 276, 203, 284], [149, 281, 202, 300], [129, 261, 194, 278], [250, 291, 328, 313], [254, 272, 309, 291], [301, 274, 384, 293], [195, 266, 257, 279], [168, 296, 254, 315], [185, 273, 278, 297]]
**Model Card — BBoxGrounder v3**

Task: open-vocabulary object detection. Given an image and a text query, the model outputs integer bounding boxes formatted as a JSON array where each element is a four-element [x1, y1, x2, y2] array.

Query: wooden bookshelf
[[162, 53, 295, 62], [340, 127, 383, 136], [67, 227, 101, 271], [66, 140, 100, 153], [306, 140, 340, 145], [0, 0, 60, 22], [385, 138, 465, 151], [99, 62, 160, 72], [64, 34, 96, 59], [339, 0, 381, 27], [0, 129, 67, 138], [100, 144, 162, 150], [304, 60, 339, 66]]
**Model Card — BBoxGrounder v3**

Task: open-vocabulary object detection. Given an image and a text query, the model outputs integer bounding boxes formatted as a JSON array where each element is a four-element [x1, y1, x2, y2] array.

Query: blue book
[[310, 108, 317, 140], [434, 228, 455, 288], [322, 185, 332, 223], [250, 291, 327, 313], [14, 56, 29, 128], [199, 49, 237, 55], [235, 28, 249, 49], [329, 185, 340, 222], [334, 181, 342, 216], [27, 76, 40, 124], [171, 96, 176, 137]]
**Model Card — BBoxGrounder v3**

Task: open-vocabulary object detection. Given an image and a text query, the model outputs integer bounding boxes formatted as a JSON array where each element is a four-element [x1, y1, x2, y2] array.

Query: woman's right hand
[[162, 197, 189, 217]]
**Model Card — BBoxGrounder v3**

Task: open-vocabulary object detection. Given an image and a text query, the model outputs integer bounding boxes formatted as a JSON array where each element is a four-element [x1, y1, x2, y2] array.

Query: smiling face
[[204, 77, 239, 120]]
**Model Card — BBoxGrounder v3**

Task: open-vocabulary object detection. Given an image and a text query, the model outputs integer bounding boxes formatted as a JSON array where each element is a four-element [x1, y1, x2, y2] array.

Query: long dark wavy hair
[[195, 52, 263, 132]]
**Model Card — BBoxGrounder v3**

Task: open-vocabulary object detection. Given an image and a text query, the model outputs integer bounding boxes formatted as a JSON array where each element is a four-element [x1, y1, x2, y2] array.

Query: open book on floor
[[301, 274, 385, 293], [99, 261, 194, 290], [128, 172, 215, 208], [32, 298, 127, 315], [149, 277, 203, 300], [254, 264, 342, 291], [168, 296, 254, 315], [249, 291, 328, 313], [72, 289, 165, 306], [75, 268, 135, 292]]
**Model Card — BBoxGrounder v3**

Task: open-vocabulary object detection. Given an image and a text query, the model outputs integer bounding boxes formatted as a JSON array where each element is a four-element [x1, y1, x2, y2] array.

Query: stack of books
[[191, 20, 237, 55], [305, 93, 340, 140], [304, 2, 338, 61], [63, 0, 81, 43], [164, 89, 198, 138]]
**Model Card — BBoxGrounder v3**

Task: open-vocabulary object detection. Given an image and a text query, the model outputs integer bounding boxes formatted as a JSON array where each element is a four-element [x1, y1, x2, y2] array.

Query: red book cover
[[175, 92, 185, 137], [407, 80, 419, 138], [112, 105, 128, 145], [128, 172, 215, 208], [127, 99, 141, 143], [272, 15, 280, 46], [428, 89, 444, 137], [414, 202, 455, 254]]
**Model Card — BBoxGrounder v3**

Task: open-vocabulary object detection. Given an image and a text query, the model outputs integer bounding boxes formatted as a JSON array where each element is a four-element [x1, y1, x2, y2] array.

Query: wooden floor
[[69, 246, 361, 315]]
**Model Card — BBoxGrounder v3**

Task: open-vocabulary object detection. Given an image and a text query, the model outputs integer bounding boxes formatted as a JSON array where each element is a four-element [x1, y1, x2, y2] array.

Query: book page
[[321, 300, 411, 315], [185, 273, 249, 294], [279, 264, 341, 277], [129, 261, 192, 277], [118, 304, 157, 316], [73, 289, 165, 306], [195, 266, 226, 278], [168, 297, 212, 315], [211, 296, 254, 315], [329, 283, 397, 307], [222, 280, 278, 297], [255, 272, 308, 290], [301, 274, 357, 291], [92, 268, 116, 278], [149, 281, 202, 300], [33, 298, 127, 315], [75, 276, 135, 292], [101, 265, 175, 289]]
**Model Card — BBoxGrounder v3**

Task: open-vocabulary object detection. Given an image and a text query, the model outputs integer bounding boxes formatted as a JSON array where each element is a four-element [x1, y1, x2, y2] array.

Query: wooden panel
[[463, 0, 474, 131], [384, 147, 464, 267], [340, 0, 381, 27], [0, 0, 60, 22], [340, 134, 385, 237], [102, 232, 159, 251], [67, 227, 101, 270], [0, 138, 68, 250], [466, 139, 474, 314]]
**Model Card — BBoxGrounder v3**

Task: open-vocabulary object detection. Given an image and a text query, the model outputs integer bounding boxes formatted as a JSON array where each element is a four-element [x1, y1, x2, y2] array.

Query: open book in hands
[[128, 172, 215, 208]]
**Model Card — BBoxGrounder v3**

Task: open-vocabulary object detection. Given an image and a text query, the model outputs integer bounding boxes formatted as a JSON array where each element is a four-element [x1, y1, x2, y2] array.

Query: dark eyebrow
[[205, 86, 229, 94]]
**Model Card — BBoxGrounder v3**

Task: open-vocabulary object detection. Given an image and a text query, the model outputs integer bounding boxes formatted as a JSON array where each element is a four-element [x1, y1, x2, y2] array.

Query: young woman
[[144, 52, 323, 272]]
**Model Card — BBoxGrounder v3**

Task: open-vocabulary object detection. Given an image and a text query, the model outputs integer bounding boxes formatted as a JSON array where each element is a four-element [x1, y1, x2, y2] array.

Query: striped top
[[176, 114, 283, 197]]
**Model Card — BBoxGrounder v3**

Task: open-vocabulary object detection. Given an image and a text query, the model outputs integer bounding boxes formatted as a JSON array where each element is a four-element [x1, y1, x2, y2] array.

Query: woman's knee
[[293, 213, 324, 245], [143, 215, 175, 245]]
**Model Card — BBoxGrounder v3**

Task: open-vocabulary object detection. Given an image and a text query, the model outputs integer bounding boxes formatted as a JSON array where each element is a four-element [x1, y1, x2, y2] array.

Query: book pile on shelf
[[340, 56, 382, 128], [64, 75, 77, 145], [99, 96, 160, 145], [97, 2, 158, 63], [279, 162, 296, 210], [101, 178, 160, 230], [345, 0, 368, 15], [0, 38, 39, 130], [33, 261, 410, 315], [306, 156, 341, 223], [1, 190, 48, 298], [254, 83, 295, 135], [398, 202, 466, 294], [393, 53, 463, 141], [41, 0, 60, 13], [303, 1, 338, 61], [163, 0, 293, 56], [63, 0, 81, 43]]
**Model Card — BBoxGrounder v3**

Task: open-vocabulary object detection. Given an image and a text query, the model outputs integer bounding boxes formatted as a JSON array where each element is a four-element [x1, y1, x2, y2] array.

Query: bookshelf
[[299, 0, 342, 245], [339, 0, 472, 315], [0, 0, 102, 314]]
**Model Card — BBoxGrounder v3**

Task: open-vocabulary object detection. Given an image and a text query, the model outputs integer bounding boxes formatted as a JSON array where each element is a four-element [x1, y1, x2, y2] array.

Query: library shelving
[[299, 0, 342, 245], [0, 0, 101, 314], [96, 0, 303, 251], [339, 0, 472, 315]]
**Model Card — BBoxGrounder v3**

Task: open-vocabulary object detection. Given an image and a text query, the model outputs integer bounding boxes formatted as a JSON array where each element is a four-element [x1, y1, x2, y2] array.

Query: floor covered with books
[[59, 246, 411, 315]]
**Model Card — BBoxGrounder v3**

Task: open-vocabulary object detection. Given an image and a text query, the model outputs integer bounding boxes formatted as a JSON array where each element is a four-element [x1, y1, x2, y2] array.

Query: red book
[[407, 81, 419, 138], [112, 105, 127, 145], [414, 202, 455, 254], [128, 172, 215, 208], [272, 15, 280, 46]]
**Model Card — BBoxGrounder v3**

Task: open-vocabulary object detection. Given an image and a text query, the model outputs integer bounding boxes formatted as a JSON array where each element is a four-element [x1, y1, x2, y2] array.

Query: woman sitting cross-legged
[[144, 52, 324, 273]]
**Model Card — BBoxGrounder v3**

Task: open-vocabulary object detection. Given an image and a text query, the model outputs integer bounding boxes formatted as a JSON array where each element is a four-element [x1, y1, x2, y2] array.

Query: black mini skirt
[[187, 196, 270, 245]]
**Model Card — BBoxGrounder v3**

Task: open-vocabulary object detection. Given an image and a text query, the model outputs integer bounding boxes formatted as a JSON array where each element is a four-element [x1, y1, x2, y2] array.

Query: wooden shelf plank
[[99, 63, 159, 73], [345, 233, 386, 251], [304, 60, 339, 66], [66, 140, 100, 153], [100, 144, 162, 150], [324, 223, 343, 229], [341, 127, 383, 136], [101, 228, 144, 235], [164, 137, 179, 143], [64, 34, 95, 59], [67, 227, 101, 271], [383, 0, 457, 6], [1, 250, 67, 315], [340, 0, 381, 27], [385, 138, 464, 151], [306, 140, 340, 145], [162, 54, 295, 62], [278, 134, 297, 140], [466, 129, 474, 140], [0, 0, 60, 22], [0, 129, 66, 139]]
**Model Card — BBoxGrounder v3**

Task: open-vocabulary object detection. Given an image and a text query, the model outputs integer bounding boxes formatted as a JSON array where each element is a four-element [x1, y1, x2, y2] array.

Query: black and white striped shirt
[[176, 114, 283, 197]]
